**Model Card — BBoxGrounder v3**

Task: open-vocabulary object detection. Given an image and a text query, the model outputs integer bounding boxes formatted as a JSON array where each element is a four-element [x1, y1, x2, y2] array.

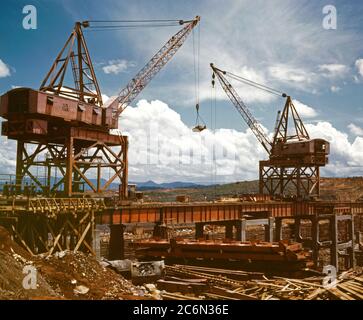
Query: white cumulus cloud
[[319, 64, 349, 77], [218, 65, 277, 104], [355, 59, 363, 77], [268, 64, 313, 84], [292, 99, 318, 118], [307, 122, 363, 173], [330, 86, 341, 93], [0, 59, 10, 78], [348, 123, 363, 136], [0, 100, 363, 183], [117, 100, 363, 181], [119, 99, 266, 183], [102, 59, 136, 75]]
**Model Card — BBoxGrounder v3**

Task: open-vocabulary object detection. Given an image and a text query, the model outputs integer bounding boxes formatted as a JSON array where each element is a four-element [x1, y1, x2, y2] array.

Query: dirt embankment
[[320, 177, 363, 201], [0, 226, 58, 299], [0, 226, 144, 300]]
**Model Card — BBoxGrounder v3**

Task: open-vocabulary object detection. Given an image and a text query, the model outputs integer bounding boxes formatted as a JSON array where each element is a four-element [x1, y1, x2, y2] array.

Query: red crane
[[35, 17, 200, 130], [0, 17, 200, 197], [210, 63, 329, 198]]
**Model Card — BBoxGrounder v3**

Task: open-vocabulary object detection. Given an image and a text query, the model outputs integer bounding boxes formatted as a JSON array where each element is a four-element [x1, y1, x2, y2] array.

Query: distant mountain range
[[0, 177, 206, 191], [129, 180, 205, 190]]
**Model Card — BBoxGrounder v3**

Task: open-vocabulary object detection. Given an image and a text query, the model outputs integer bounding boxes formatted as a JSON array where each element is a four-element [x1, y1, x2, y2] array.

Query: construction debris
[[160, 264, 363, 300], [100, 259, 132, 273], [133, 239, 313, 271], [74, 285, 90, 295], [1, 223, 363, 300], [33, 250, 148, 300], [157, 278, 209, 295], [131, 261, 165, 278], [0, 226, 147, 300], [143, 283, 162, 300]]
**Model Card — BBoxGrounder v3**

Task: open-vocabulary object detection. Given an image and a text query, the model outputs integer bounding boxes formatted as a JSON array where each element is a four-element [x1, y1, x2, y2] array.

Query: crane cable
[[209, 67, 287, 197], [88, 19, 182, 23], [192, 23, 206, 131], [224, 71, 287, 98], [210, 71, 218, 199], [85, 25, 182, 32], [84, 19, 190, 32]]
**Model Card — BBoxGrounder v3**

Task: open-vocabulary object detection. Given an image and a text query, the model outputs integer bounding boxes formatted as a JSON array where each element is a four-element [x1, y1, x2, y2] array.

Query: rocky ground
[[0, 226, 151, 300], [1, 224, 363, 300]]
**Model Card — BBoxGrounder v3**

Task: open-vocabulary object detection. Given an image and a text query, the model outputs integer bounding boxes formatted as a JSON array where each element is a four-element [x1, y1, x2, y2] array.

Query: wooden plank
[[11, 225, 34, 256], [45, 220, 63, 252], [156, 279, 207, 294], [328, 287, 355, 300], [306, 288, 327, 300], [47, 221, 67, 256], [274, 277, 323, 288], [162, 292, 201, 300], [344, 281, 363, 292], [73, 222, 92, 253], [66, 219, 94, 254], [351, 276, 363, 284], [337, 283, 363, 299], [210, 286, 258, 300], [204, 293, 239, 300]]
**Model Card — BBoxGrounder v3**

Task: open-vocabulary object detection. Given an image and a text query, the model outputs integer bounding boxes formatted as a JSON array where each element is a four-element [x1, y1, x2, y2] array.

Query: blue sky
[[1, 0, 363, 183]]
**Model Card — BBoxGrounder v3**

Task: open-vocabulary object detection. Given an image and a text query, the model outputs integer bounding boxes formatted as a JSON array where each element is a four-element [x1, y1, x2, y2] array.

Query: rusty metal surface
[[2, 117, 125, 146], [132, 239, 311, 266], [100, 200, 363, 225], [0, 89, 104, 127], [3, 197, 363, 224], [3, 124, 128, 198]]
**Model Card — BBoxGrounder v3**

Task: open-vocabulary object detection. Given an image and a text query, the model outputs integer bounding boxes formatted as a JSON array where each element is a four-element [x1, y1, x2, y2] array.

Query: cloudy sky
[[0, 0, 363, 183]]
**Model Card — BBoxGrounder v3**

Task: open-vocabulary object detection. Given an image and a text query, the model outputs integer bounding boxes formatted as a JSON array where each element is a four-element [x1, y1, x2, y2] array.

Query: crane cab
[[0, 88, 120, 138], [270, 139, 330, 166]]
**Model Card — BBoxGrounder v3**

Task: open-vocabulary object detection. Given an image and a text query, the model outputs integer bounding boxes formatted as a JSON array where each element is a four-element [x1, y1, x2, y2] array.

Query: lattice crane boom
[[40, 21, 103, 106], [39, 17, 200, 118], [272, 96, 310, 145], [114, 16, 200, 116], [210, 63, 272, 155]]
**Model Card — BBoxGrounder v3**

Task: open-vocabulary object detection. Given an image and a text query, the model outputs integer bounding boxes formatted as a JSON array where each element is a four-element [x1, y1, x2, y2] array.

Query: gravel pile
[[0, 226, 148, 300]]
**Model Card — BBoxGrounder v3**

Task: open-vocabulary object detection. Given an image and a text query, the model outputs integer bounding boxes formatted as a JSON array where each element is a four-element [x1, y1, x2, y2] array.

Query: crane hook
[[192, 103, 206, 132]]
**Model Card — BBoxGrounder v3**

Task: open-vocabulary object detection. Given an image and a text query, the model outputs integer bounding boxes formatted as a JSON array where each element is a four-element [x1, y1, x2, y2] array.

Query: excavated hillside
[[0, 226, 146, 300], [142, 178, 363, 202], [319, 177, 363, 201]]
